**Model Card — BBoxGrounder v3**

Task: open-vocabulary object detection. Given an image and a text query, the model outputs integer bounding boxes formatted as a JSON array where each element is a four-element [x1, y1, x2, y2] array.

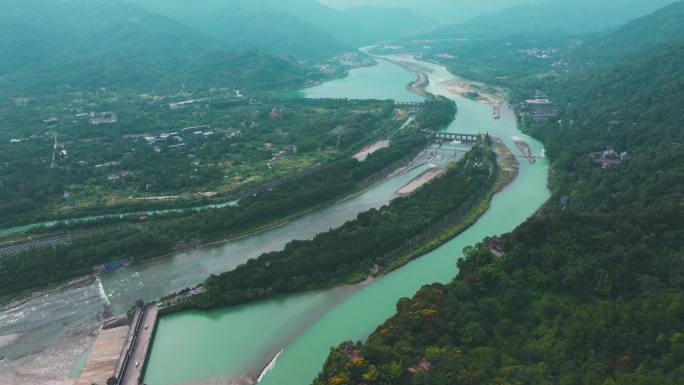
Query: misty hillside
[[123, 0, 352, 59], [345, 6, 435, 41], [576, 1, 684, 63], [0, 0, 313, 95], [126, 0, 435, 58], [432, 0, 681, 37], [321, 0, 544, 23]]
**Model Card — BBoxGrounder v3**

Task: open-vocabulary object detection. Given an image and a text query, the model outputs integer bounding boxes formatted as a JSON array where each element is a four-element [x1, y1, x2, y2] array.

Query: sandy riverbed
[[397, 168, 440, 195], [353, 139, 390, 161], [0, 333, 93, 385], [445, 78, 502, 107]]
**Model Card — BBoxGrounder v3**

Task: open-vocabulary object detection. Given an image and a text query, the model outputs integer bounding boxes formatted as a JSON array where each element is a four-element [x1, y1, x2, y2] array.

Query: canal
[[142, 56, 550, 385]]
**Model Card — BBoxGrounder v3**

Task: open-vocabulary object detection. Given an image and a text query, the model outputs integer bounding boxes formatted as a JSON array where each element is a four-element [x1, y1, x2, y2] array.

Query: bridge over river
[[433, 131, 480, 143]]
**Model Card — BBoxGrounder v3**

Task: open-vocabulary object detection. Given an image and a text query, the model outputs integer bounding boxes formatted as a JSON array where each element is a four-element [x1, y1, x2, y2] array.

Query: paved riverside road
[[121, 305, 159, 385]]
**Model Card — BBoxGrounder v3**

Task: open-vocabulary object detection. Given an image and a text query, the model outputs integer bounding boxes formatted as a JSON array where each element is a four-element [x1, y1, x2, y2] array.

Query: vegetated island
[[166, 134, 517, 312]]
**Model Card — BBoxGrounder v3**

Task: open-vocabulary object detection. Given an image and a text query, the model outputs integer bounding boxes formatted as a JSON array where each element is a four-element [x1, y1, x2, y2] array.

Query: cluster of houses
[[520, 98, 557, 122], [143, 125, 215, 149], [264, 143, 298, 161], [89, 111, 118, 125], [525, 47, 558, 59]]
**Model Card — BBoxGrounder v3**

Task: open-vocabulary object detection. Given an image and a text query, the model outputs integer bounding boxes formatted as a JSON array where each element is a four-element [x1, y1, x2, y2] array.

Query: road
[[0, 235, 70, 257], [120, 305, 158, 385]]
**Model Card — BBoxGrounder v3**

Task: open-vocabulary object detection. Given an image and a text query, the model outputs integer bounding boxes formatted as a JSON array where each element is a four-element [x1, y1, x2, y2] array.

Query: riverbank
[[406, 72, 429, 97], [353, 139, 390, 161], [397, 167, 439, 195], [380, 53, 506, 118]]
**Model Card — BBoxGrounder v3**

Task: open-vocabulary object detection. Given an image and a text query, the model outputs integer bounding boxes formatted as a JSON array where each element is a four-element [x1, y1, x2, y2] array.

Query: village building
[[590, 148, 627, 168], [488, 236, 505, 258], [90, 112, 118, 125], [520, 98, 557, 122], [169, 100, 195, 109], [407, 359, 432, 374], [608, 120, 621, 129]]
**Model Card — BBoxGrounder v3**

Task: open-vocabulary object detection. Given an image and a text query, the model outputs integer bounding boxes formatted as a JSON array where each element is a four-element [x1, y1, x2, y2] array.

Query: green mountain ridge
[[430, 0, 681, 37], [576, 1, 684, 63], [0, 0, 314, 95], [126, 0, 438, 58], [122, 0, 352, 59]]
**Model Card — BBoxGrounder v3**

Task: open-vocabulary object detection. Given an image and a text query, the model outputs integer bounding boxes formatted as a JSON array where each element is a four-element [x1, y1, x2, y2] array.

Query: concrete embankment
[[75, 326, 130, 385], [74, 304, 159, 385]]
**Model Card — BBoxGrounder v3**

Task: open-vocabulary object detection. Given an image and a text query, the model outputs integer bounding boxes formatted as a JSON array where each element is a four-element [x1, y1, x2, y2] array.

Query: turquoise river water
[[142, 56, 550, 385]]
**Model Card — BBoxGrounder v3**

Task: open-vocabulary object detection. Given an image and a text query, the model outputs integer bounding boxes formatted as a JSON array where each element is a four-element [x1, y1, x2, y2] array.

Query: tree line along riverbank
[[0, 97, 455, 301], [167, 135, 511, 312]]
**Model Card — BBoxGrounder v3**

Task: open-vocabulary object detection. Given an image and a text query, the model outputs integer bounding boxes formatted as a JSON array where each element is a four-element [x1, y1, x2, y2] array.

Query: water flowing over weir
[[142, 56, 550, 385], [95, 277, 111, 308], [257, 348, 284, 383]]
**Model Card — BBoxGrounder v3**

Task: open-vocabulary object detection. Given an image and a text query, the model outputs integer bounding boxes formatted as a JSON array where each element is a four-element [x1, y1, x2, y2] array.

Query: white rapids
[[257, 348, 284, 383]]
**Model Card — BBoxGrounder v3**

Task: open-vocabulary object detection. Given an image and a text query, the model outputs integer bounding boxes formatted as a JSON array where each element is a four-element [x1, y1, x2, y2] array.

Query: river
[[142, 56, 550, 385], [0, 57, 440, 385]]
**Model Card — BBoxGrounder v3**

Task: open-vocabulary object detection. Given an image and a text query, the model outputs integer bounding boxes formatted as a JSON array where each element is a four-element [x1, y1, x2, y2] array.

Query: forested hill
[[575, 1, 684, 64], [429, 0, 680, 37], [123, 0, 351, 59], [538, 42, 684, 212], [127, 0, 435, 59], [312, 24, 684, 385], [0, 0, 316, 96]]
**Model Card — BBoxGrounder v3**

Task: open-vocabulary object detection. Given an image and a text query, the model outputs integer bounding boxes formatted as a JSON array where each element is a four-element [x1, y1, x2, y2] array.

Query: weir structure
[[432, 132, 480, 143], [394, 101, 424, 107], [76, 302, 160, 385]]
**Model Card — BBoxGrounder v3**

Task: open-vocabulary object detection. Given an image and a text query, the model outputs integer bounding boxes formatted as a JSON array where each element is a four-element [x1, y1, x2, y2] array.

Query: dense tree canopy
[[312, 10, 684, 385]]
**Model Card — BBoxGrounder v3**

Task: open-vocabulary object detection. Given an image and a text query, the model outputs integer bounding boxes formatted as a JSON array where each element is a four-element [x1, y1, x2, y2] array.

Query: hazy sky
[[319, 0, 542, 22]]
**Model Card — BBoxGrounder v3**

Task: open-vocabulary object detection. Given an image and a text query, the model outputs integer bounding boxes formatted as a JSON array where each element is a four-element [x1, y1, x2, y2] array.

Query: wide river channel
[[141, 56, 550, 385], [0, 55, 433, 382]]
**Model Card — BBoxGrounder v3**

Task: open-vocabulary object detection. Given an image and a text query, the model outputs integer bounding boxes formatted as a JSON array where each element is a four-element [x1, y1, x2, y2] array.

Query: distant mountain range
[[0, 0, 441, 95], [0, 0, 315, 95], [576, 1, 684, 63], [126, 0, 437, 59], [321, 0, 544, 23], [430, 0, 682, 37]]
